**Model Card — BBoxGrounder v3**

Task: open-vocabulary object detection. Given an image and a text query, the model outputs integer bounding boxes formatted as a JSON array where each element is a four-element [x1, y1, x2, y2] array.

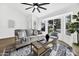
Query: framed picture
[[8, 20, 15, 28]]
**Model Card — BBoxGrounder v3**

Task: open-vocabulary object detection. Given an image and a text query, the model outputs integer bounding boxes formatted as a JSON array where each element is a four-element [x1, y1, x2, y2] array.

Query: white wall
[[0, 4, 32, 39], [32, 14, 41, 30], [32, 14, 37, 29]]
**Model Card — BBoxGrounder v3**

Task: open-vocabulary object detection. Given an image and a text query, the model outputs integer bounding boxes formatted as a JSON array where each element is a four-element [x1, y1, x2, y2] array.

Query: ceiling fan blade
[[21, 3, 33, 6], [32, 8, 35, 12], [39, 6, 47, 10], [25, 7, 32, 10], [37, 8, 40, 13], [39, 3, 50, 6]]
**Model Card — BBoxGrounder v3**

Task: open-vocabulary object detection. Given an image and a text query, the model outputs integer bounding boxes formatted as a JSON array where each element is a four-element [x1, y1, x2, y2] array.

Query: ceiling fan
[[21, 3, 50, 13]]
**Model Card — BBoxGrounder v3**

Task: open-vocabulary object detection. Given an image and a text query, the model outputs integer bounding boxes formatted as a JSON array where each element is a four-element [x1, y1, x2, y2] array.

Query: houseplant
[[68, 12, 79, 44]]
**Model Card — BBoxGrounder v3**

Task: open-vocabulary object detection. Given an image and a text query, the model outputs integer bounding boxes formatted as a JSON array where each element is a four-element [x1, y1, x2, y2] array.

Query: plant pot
[[77, 33, 79, 43], [72, 31, 78, 43]]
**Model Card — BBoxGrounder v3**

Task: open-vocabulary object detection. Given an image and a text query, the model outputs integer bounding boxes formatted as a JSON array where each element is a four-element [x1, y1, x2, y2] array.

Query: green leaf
[[77, 18, 79, 21], [68, 22, 79, 33], [68, 28, 75, 33], [77, 30, 79, 33], [77, 12, 79, 17], [73, 15, 77, 19]]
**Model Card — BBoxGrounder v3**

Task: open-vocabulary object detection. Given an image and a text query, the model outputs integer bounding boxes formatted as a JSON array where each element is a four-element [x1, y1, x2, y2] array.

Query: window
[[54, 19, 61, 33], [41, 23, 45, 31], [66, 15, 71, 35], [48, 20, 53, 34]]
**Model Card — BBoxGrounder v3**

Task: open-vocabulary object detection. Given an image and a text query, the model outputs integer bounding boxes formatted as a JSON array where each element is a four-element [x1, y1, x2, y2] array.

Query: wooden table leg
[[31, 43, 32, 54]]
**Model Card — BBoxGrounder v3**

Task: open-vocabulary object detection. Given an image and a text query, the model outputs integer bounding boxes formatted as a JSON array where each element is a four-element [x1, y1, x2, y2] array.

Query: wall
[[0, 4, 32, 39], [32, 14, 41, 30]]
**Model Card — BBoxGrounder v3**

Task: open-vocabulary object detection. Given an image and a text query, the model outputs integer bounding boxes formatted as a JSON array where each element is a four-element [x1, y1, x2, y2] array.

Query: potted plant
[[68, 12, 79, 44]]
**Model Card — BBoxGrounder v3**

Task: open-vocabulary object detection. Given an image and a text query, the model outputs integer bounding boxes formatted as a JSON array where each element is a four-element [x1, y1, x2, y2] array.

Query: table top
[[31, 40, 54, 55], [32, 41, 43, 49], [31, 39, 54, 49]]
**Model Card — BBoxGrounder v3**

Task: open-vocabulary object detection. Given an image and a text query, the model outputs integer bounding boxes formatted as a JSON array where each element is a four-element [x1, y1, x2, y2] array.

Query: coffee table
[[31, 41, 47, 56], [31, 39, 54, 56]]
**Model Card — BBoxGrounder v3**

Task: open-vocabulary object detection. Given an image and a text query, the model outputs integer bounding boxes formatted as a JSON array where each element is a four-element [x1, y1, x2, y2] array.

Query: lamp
[[34, 6, 38, 8]]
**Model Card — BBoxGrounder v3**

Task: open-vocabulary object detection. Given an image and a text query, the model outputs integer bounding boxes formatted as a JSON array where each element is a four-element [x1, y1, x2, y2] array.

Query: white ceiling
[[1, 3, 79, 18]]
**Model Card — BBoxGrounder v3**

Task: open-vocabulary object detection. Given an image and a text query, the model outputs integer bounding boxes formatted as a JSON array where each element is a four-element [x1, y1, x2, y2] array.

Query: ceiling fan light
[[34, 6, 38, 8], [21, 3, 50, 13]]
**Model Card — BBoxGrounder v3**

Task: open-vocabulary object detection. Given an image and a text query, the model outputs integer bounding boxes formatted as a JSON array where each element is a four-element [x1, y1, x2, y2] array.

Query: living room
[[0, 3, 79, 56]]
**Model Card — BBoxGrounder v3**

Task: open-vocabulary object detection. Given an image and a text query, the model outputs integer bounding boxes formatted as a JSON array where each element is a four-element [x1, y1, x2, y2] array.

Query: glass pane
[[54, 19, 61, 33], [41, 23, 45, 31], [48, 20, 53, 35], [66, 15, 71, 35]]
